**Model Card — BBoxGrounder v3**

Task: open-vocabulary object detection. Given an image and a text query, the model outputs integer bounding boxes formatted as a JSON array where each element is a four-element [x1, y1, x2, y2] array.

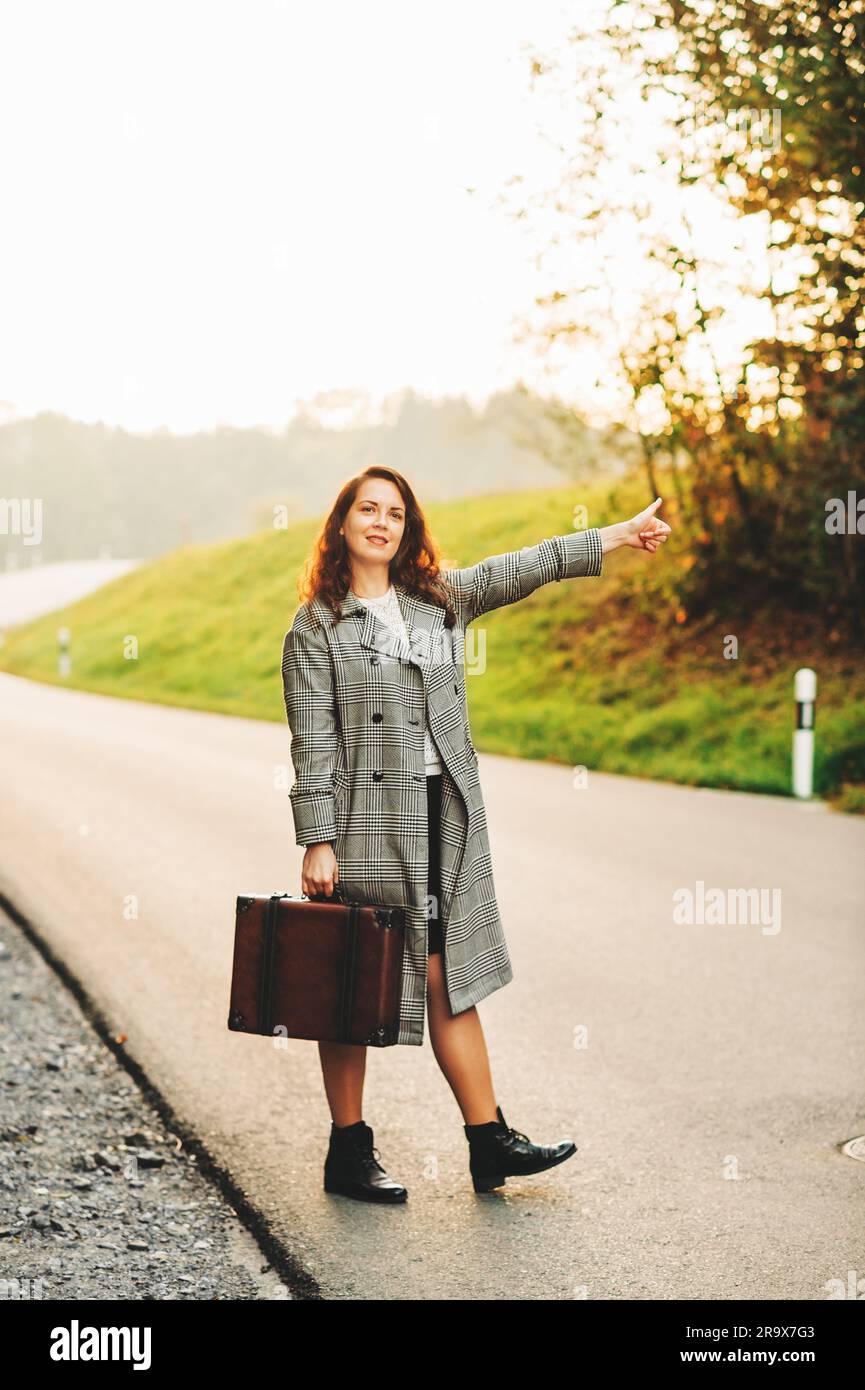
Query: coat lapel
[[337, 582, 446, 671]]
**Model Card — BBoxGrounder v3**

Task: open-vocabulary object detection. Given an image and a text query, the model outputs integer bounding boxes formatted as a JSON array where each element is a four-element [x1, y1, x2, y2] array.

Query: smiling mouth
[[366, 536, 388, 545]]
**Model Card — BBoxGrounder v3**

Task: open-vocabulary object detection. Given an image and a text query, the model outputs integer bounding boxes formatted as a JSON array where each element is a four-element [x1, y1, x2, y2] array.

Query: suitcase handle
[[305, 883, 347, 904]]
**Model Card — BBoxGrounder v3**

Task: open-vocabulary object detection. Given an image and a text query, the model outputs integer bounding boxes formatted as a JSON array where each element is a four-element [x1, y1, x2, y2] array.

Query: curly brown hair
[[296, 466, 458, 628]]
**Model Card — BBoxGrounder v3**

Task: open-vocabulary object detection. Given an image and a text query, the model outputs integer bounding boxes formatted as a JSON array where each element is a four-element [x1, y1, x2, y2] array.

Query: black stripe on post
[[796, 701, 815, 730]]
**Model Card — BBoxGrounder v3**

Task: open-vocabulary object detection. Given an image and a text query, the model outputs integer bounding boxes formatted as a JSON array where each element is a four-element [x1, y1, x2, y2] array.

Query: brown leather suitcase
[[227, 887, 406, 1046]]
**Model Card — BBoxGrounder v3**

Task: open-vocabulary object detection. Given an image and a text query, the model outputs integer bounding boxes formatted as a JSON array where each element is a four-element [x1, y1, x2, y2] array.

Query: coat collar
[[310, 582, 447, 671]]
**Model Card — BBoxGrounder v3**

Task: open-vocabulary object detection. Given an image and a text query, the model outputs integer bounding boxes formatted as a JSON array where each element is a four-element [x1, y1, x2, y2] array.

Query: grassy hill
[[2, 483, 863, 812]]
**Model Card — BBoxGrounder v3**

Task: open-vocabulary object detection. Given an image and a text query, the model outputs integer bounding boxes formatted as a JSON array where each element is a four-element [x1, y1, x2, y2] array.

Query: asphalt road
[[1, 670, 863, 1300]]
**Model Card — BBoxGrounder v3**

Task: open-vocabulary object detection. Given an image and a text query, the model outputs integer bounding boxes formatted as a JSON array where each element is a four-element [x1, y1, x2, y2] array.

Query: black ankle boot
[[323, 1120, 408, 1203], [463, 1105, 577, 1193]]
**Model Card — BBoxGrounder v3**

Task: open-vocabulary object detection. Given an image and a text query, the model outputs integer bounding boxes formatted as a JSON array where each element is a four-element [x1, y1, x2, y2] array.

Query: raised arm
[[441, 528, 603, 626], [281, 616, 338, 849]]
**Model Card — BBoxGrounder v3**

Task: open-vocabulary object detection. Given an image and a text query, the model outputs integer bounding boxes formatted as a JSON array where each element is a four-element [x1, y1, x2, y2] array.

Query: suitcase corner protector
[[365, 1022, 399, 1046]]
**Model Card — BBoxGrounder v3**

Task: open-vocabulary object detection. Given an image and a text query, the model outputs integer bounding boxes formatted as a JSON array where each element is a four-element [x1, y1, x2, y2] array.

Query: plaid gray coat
[[281, 527, 604, 1045]]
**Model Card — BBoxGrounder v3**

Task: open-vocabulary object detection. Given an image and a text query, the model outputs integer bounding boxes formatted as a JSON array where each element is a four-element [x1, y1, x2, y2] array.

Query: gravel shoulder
[[0, 904, 298, 1302]]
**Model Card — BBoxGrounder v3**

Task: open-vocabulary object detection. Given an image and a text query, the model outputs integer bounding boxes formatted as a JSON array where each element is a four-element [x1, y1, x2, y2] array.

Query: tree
[[500, 0, 865, 628]]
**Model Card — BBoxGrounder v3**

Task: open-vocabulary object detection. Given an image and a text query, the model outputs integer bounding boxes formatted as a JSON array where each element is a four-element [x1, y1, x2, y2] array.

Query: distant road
[[0, 670, 862, 1300], [0, 558, 144, 629]]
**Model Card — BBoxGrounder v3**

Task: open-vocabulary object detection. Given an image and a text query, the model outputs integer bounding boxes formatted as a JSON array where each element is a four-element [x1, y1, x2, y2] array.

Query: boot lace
[[349, 1132, 385, 1172], [500, 1123, 529, 1144]]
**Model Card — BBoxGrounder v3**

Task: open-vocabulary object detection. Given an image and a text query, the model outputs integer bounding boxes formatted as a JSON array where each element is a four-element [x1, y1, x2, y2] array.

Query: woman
[[281, 466, 670, 1202]]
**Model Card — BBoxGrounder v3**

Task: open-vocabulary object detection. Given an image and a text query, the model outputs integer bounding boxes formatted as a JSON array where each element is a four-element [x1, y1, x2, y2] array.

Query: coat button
[[370, 656, 379, 665], [372, 712, 382, 722], [372, 771, 382, 781]]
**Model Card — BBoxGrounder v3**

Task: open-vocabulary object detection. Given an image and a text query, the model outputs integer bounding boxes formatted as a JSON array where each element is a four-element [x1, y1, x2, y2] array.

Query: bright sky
[[0, 0, 593, 434], [0, 0, 777, 437]]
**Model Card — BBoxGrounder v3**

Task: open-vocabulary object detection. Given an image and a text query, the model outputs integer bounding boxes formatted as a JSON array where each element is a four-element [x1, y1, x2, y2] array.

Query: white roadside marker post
[[58, 625, 71, 678], [793, 667, 816, 799]]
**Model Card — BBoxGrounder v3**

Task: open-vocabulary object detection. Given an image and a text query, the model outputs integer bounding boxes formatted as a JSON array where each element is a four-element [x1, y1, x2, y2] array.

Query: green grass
[[2, 482, 863, 811]]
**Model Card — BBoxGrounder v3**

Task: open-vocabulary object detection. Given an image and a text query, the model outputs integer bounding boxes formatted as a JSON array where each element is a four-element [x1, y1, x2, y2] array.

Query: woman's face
[[341, 479, 406, 572]]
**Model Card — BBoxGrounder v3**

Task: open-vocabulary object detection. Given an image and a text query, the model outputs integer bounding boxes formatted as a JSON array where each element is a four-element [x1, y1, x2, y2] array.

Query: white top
[[349, 584, 444, 775]]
